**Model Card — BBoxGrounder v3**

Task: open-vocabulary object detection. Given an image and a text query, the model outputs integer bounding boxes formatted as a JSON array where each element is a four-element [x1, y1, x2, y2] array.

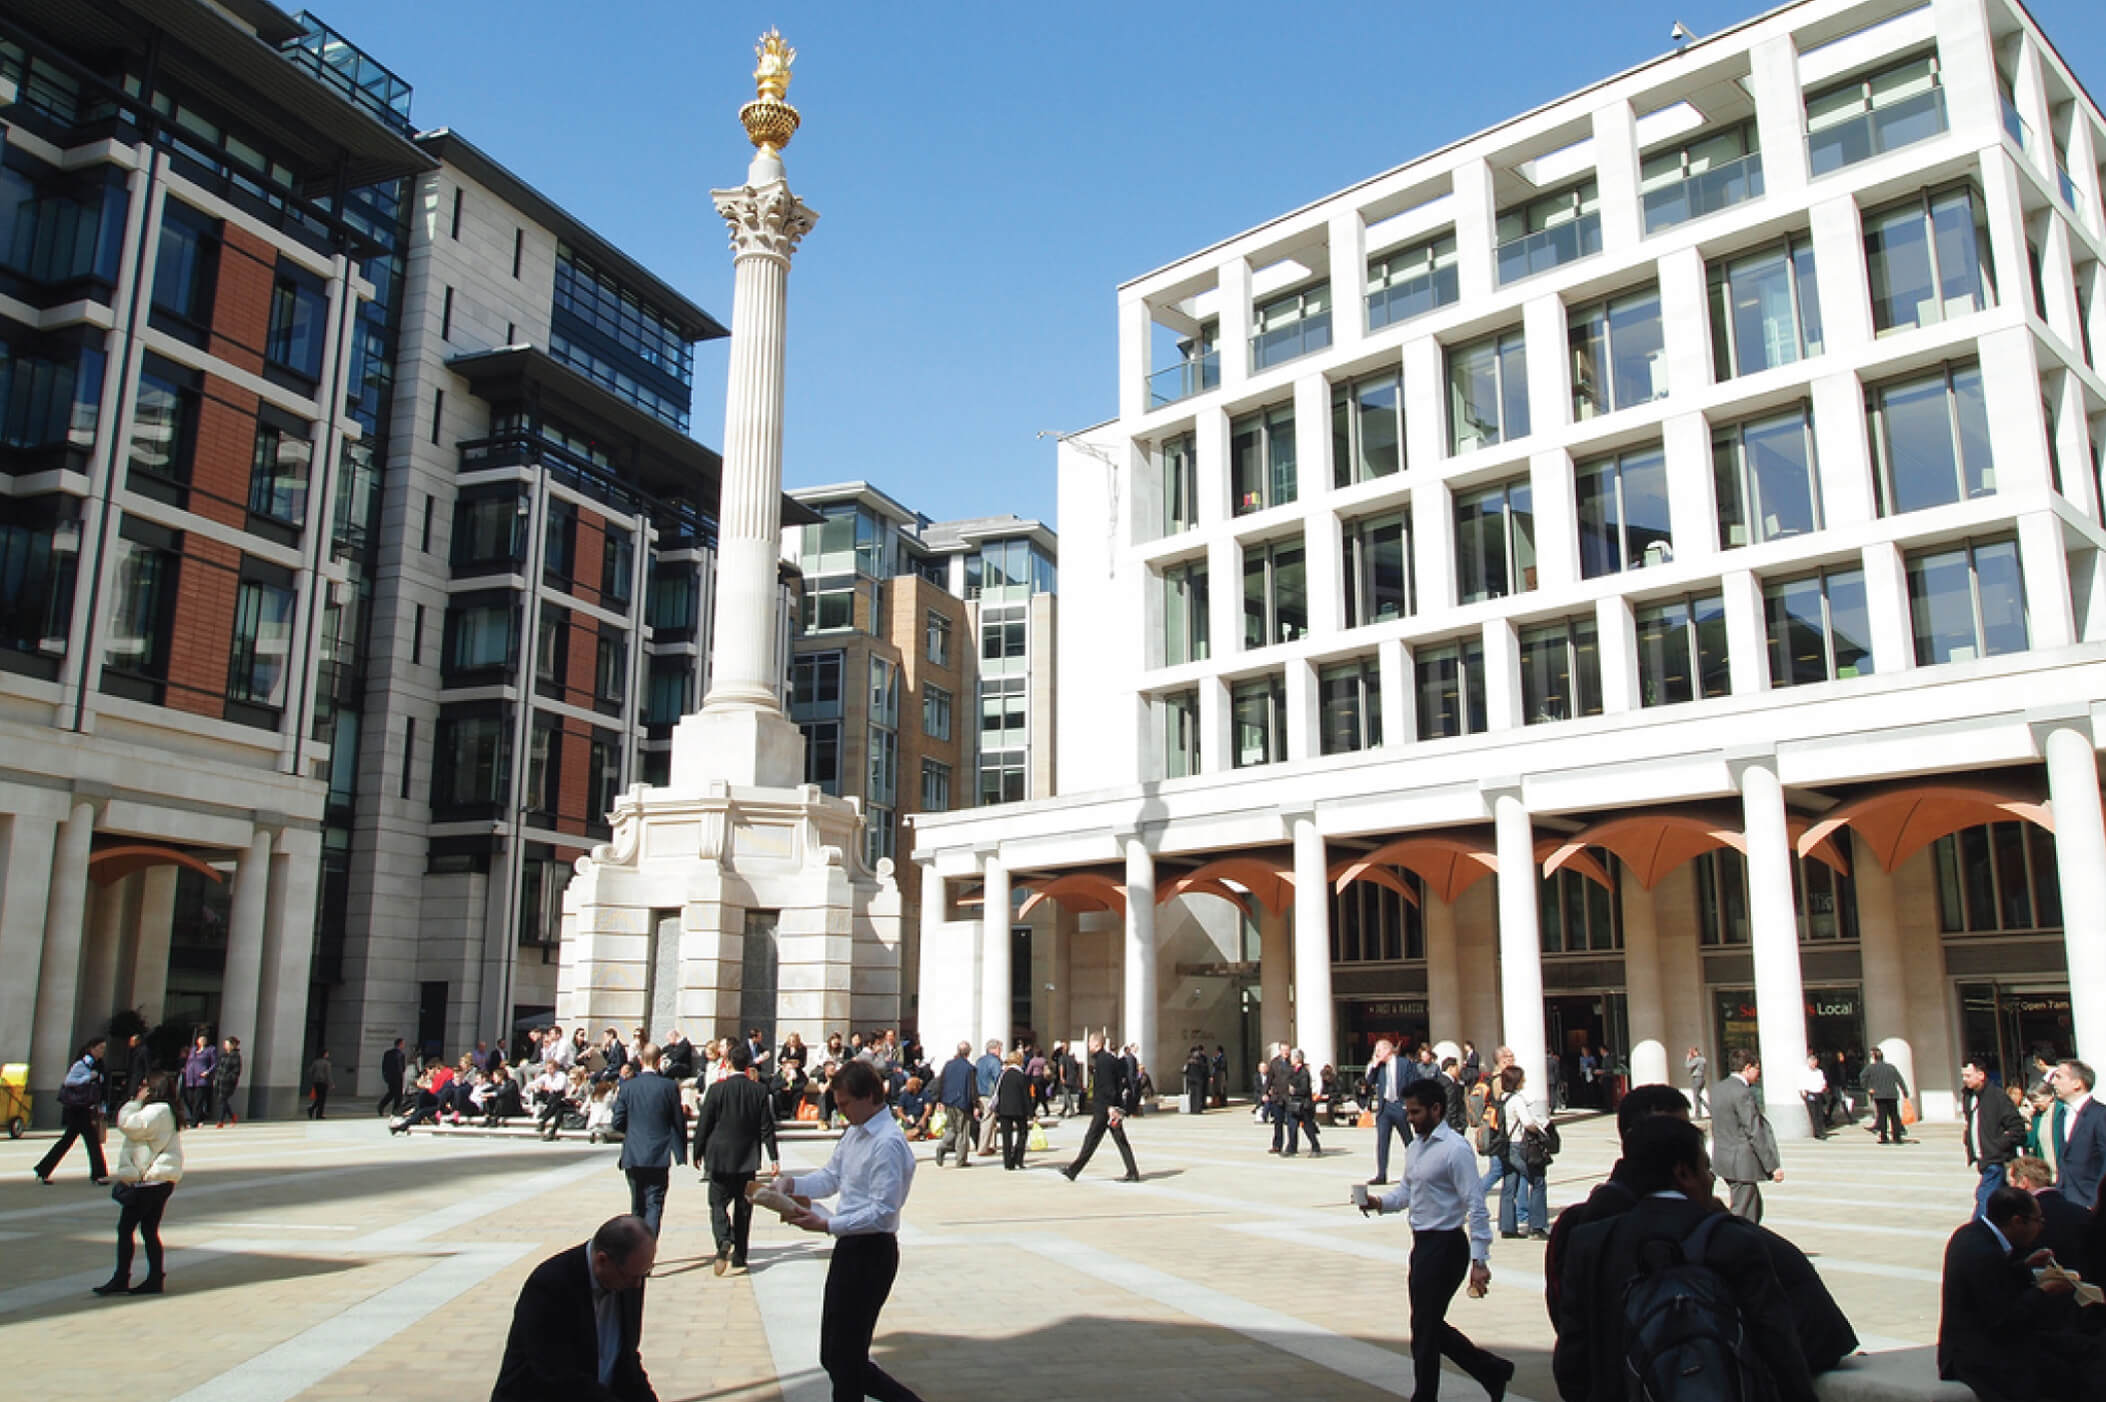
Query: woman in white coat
[[94, 1070, 184, 1296]]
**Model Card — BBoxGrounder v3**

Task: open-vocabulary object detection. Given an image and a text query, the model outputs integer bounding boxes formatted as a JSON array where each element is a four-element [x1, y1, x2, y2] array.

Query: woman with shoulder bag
[[1498, 1065, 1550, 1240], [95, 1070, 184, 1296], [993, 1051, 1035, 1169], [212, 1037, 242, 1127], [36, 1036, 111, 1185], [1284, 1048, 1323, 1156]]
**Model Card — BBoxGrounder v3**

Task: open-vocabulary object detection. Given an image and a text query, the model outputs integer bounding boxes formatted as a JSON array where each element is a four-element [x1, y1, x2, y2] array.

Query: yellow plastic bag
[[1028, 1123, 1049, 1152]]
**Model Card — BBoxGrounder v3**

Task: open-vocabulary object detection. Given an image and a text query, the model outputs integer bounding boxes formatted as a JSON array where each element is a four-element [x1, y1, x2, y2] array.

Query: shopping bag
[[795, 1099, 819, 1122], [929, 1107, 948, 1139], [1028, 1123, 1049, 1151], [1900, 1098, 1918, 1126], [1357, 1110, 1375, 1129]]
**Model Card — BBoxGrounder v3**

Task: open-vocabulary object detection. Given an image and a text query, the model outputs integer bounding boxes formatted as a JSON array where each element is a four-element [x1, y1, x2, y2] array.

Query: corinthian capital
[[713, 181, 818, 261]]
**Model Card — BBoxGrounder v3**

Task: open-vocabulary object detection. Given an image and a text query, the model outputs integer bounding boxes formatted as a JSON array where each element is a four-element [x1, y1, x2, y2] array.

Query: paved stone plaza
[[1, 1105, 1968, 1402]]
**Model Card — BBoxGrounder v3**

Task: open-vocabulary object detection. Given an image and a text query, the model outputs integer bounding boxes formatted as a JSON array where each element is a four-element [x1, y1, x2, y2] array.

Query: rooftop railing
[[1146, 351, 1220, 409], [1496, 212, 1602, 285], [1250, 312, 1332, 371], [1642, 152, 1765, 233], [1807, 87, 1946, 176]]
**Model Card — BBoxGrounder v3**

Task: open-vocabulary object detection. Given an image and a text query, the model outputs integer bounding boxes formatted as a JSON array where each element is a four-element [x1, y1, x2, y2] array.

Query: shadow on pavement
[[15, 1246, 365, 1324]]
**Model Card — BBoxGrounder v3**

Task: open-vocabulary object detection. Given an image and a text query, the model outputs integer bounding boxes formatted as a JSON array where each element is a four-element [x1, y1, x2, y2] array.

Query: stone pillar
[[1425, 894, 1461, 1047], [0, 812, 59, 1064], [1291, 815, 1334, 1067], [75, 877, 131, 1047], [980, 855, 1011, 1049], [253, 829, 321, 1118], [1259, 903, 1291, 1056], [1622, 878, 1670, 1088], [1048, 903, 1075, 1042], [1490, 787, 1548, 1106], [915, 867, 971, 1054], [128, 865, 179, 1027], [218, 826, 274, 1057], [1852, 830, 1917, 1115], [2043, 723, 2106, 1060], [28, 800, 95, 1124], [1654, 864, 1706, 1108], [1122, 837, 1157, 1081], [1738, 759, 1811, 1139]]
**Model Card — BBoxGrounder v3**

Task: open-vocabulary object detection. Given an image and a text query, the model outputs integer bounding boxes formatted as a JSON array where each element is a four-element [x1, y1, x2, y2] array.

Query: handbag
[[110, 1180, 137, 1207]]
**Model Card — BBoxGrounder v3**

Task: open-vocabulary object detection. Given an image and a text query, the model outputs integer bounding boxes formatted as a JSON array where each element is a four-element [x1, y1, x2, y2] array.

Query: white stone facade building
[[913, 0, 2106, 1131]]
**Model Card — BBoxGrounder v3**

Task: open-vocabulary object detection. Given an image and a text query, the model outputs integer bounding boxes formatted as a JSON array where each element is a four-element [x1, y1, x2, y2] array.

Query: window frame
[[1866, 361, 1993, 516], [1318, 656, 1383, 755], [1230, 403, 1298, 515], [1575, 444, 1673, 579], [1240, 535, 1308, 651], [1342, 510, 1414, 628], [1863, 183, 1996, 336], [1707, 233, 1824, 380], [1453, 477, 1537, 603], [1230, 672, 1289, 768], [1414, 636, 1488, 740], [1568, 285, 1667, 419], [1904, 535, 2028, 665], [1447, 328, 1531, 453], [1762, 565, 1874, 687], [1713, 404, 1822, 550], [1331, 369, 1405, 487], [1518, 615, 1603, 724], [1635, 591, 1732, 707]]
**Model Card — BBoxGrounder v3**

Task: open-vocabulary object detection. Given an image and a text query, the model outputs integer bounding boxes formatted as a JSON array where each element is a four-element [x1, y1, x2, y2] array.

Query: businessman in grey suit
[[694, 1040, 780, 1274], [612, 1043, 688, 1236], [1711, 1047, 1783, 1222]]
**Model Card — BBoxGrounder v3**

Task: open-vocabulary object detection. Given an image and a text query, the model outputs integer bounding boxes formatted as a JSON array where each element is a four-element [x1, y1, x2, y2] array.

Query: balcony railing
[[2056, 162, 2084, 213], [1366, 264, 1458, 331], [1146, 351, 1220, 409], [1642, 152, 1765, 233], [1495, 212, 1602, 285], [1250, 312, 1331, 371], [1807, 87, 1947, 176], [2000, 93, 2032, 152]]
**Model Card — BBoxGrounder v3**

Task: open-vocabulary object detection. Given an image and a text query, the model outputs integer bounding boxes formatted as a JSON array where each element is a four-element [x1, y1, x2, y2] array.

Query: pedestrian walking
[[376, 1037, 407, 1117], [1686, 1045, 1709, 1117], [1358, 1079, 1515, 1401], [1061, 1032, 1139, 1182], [94, 1070, 184, 1296], [1862, 1047, 1911, 1144], [179, 1034, 216, 1128], [778, 1058, 928, 1402], [932, 1042, 978, 1168], [1183, 1044, 1209, 1115], [994, 1051, 1034, 1169], [1960, 1059, 2025, 1217], [213, 1037, 243, 1126], [973, 1039, 1003, 1156], [694, 1040, 778, 1274], [1712, 1047, 1783, 1221], [36, 1037, 110, 1185], [611, 1043, 687, 1236], [1283, 1048, 1322, 1156], [1365, 1037, 1411, 1185], [305, 1049, 334, 1118]]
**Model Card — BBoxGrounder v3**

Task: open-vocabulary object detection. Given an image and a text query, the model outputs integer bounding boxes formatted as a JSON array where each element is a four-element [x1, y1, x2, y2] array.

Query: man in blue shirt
[[934, 1042, 979, 1168], [974, 1039, 1004, 1155]]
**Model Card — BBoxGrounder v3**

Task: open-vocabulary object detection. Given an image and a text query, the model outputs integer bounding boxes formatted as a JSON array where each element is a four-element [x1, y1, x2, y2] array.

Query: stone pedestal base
[[669, 706, 807, 791], [556, 779, 901, 1048]]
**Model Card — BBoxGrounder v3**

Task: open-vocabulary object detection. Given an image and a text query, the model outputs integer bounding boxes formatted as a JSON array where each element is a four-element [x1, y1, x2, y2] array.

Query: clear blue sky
[[338, 0, 2102, 529]]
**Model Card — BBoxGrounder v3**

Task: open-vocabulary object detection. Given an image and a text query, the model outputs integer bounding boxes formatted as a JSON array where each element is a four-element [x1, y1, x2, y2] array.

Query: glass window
[[1520, 617, 1602, 723], [150, 201, 217, 323], [1906, 536, 2027, 665], [247, 416, 311, 526], [544, 499, 576, 581], [1575, 446, 1672, 578], [265, 268, 327, 380], [1160, 433, 1198, 535], [1448, 329, 1530, 452], [0, 334, 106, 463], [1367, 233, 1459, 329], [1415, 638, 1487, 740], [1636, 593, 1731, 706], [1933, 823, 2061, 933], [1230, 404, 1297, 514], [128, 361, 197, 486], [1454, 477, 1536, 603], [803, 720, 841, 794], [925, 610, 952, 664], [0, 500, 78, 673], [923, 683, 952, 740], [1241, 537, 1308, 650], [524, 719, 561, 812], [1319, 657, 1382, 754], [1540, 866, 1622, 953], [978, 753, 1027, 806], [1163, 688, 1201, 778], [432, 712, 510, 810], [601, 527, 634, 606], [1709, 235, 1823, 378], [452, 489, 528, 570], [1231, 674, 1288, 768], [645, 659, 691, 727], [921, 758, 952, 812], [101, 529, 177, 683], [0, 160, 129, 290], [1251, 282, 1332, 370], [594, 632, 627, 708], [1714, 406, 1820, 549], [980, 605, 1028, 671], [1640, 120, 1764, 232], [1867, 362, 1993, 514], [1806, 52, 1948, 176], [1343, 511, 1413, 627], [535, 606, 567, 695], [790, 650, 844, 721], [1332, 371, 1403, 487], [445, 601, 516, 674], [1865, 185, 1995, 334], [1570, 287, 1666, 419], [1162, 559, 1210, 665], [1763, 567, 1873, 686], [587, 732, 621, 824], [1698, 849, 1860, 943], [1496, 179, 1603, 284], [227, 571, 296, 709]]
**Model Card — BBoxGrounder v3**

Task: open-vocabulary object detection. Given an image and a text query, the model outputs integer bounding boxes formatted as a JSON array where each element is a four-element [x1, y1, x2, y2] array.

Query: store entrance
[[1545, 993, 1627, 1110], [1957, 984, 2073, 1084]]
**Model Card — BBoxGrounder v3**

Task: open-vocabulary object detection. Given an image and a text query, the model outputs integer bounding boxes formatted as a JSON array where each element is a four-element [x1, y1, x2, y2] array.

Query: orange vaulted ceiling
[[1156, 856, 1295, 918], [1541, 807, 1848, 890], [1794, 779, 2052, 872], [87, 844, 225, 887], [1328, 832, 1609, 905], [1016, 872, 1128, 920]]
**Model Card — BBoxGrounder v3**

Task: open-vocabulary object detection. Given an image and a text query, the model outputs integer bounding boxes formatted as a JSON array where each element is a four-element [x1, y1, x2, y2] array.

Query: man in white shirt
[[1365, 1038, 1411, 1187], [780, 1058, 925, 1402], [1798, 1052, 1833, 1140], [1360, 1079, 1515, 1401]]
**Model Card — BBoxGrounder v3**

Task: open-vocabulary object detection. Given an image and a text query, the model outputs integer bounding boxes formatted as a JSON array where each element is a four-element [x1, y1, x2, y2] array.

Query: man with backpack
[[1552, 1116, 1816, 1402]]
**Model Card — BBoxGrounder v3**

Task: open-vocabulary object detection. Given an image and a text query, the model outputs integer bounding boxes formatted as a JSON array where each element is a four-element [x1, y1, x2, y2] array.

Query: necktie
[[1386, 1060, 1397, 1100], [2053, 1103, 2068, 1162]]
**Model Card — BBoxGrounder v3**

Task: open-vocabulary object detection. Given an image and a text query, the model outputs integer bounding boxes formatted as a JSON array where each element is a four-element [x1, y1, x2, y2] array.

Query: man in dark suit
[[1062, 1032, 1139, 1182], [610, 1044, 686, 1236], [1939, 1185, 2101, 1401], [1265, 1043, 1292, 1153], [1364, 1039, 1411, 1185], [2050, 1059, 2106, 1210], [1862, 1046, 1911, 1144], [1711, 1048, 1781, 1222], [1119, 1043, 1142, 1114], [1553, 1117, 1816, 1402], [1436, 1057, 1469, 1134], [2008, 1155, 2094, 1278], [1961, 1059, 2026, 1215], [492, 1215, 657, 1402], [694, 1040, 779, 1275], [377, 1038, 407, 1118]]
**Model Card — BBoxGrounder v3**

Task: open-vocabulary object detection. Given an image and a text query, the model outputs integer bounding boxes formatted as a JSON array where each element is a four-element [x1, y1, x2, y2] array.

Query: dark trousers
[[1407, 1227, 1506, 1401], [1803, 1092, 1830, 1139], [627, 1167, 669, 1236], [114, 1181, 174, 1282], [1373, 1100, 1410, 1178], [1269, 1100, 1287, 1151], [181, 1084, 210, 1126], [376, 1079, 404, 1117], [1975, 1158, 2007, 1216], [1068, 1108, 1137, 1178], [997, 1115, 1028, 1169], [307, 1083, 329, 1118], [1285, 1104, 1320, 1154], [819, 1233, 924, 1402], [708, 1171, 754, 1261], [1726, 1178, 1764, 1222], [214, 1084, 239, 1125], [35, 1105, 107, 1181], [1873, 1097, 1906, 1142]]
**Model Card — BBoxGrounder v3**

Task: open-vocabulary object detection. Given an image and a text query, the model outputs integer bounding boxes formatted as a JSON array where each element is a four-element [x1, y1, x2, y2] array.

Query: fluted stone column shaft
[[980, 856, 1011, 1050], [2044, 725, 2106, 1059], [0, 812, 59, 1065], [1291, 817, 1334, 1068], [1492, 791, 1548, 1108], [1852, 830, 1917, 1113], [218, 827, 274, 1055], [1741, 761, 1811, 1139], [29, 801, 96, 1122], [1258, 905, 1291, 1057], [1622, 879, 1670, 1088], [1425, 895, 1461, 1048], [1122, 838, 1157, 1081]]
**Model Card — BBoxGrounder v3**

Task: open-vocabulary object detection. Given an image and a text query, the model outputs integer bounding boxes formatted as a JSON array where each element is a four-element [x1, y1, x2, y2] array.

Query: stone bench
[[1815, 1348, 1974, 1402]]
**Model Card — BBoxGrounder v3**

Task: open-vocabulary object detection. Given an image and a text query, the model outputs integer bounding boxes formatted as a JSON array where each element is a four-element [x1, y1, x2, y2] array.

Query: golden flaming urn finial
[[740, 29, 801, 154]]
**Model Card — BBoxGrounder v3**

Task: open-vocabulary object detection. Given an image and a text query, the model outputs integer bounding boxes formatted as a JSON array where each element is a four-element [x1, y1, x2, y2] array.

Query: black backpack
[[1620, 1213, 1768, 1402]]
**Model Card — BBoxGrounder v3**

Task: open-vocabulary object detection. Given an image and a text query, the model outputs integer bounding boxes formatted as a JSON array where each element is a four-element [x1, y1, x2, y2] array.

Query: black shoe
[[91, 1277, 128, 1296], [1060, 1167, 1077, 1181], [1486, 1356, 1516, 1402], [1119, 1173, 1141, 1182], [1500, 1230, 1523, 1239], [92, 1177, 110, 1186], [34, 1172, 51, 1186], [128, 1275, 164, 1295], [1528, 1229, 1550, 1240], [1367, 1178, 1389, 1186], [1282, 1150, 1298, 1157]]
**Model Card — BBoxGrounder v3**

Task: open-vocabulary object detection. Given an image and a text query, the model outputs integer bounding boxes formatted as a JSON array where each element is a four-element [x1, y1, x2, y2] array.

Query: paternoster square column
[[671, 29, 819, 792]]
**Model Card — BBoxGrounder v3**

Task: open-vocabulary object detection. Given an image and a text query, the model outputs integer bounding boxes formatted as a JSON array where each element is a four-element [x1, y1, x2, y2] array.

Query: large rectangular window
[[1366, 234, 1458, 329], [790, 650, 844, 721], [1708, 235, 1823, 379], [593, 631, 627, 711], [128, 359, 198, 489], [1540, 866, 1622, 953], [1641, 121, 1764, 232], [1448, 329, 1530, 453], [0, 332, 106, 469], [920, 758, 952, 812], [1230, 404, 1297, 514], [432, 711, 510, 812], [150, 201, 217, 325], [1496, 179, 1602, 284], [1162, 559, 1210, 665], [922, 683, 952, 740], [535, 607, 567, 697], [1251, 282, 1331, 370], [587, 731, 621, 826], [1415, 638, 1487, 740], [1569, 287, 1666, 419], [1454, 478, 1536, 603], [1163, 688, 1201, 778], [227, 565, 296, 712], [1319, 657, 1382, 755], [543, 499, 577, 582], [1865, 185, 1994, 334], [1905, 536, 2027, 665], [1160, 433, 1197, 535], [265, 267, 328, 381], [1231, 674, 1288, 768], [444, 598, 517, 678], [452, 488, 528, 571], [1934, 823, 2061, 934], [1806, 52, 1948, 176], [1698, 849, 1861, 944], [644, 659, 691, 727], [1713, 406, 1820, 549], [804, 720, 841, 794], [1867, 362, 1992, 514], [925, 609, 952, 664], [647, 565, 697, 632], [1763, 567, 1872, 686], [600, 527, 634, 608], [1636, 593, 1730, 706], [1332, 371, 1403, 486], [0, 499, 79, 678], [1520, 617, 1602, 723], [1343, 511, 1412, 627], [247, 413, 312, 528], [1575, 446, 1672, 578], [1241, 537, 1307, 650], [100, 523, 178, 690]]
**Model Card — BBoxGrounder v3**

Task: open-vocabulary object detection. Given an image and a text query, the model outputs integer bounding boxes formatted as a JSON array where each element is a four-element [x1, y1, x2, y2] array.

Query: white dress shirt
[[788, 1110, 916, 1237], [1376, 1120, 1493, 1263], [1799, 1064, 1829, 1097]]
